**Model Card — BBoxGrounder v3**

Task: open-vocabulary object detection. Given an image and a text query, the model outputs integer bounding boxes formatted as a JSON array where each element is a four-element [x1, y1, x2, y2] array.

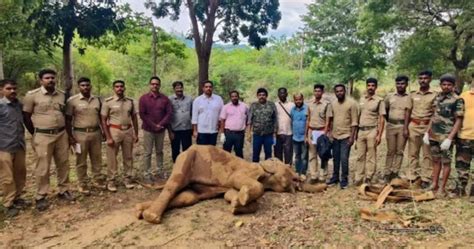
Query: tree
[[365, 0, 474, 91], [28, 0, 127, 97], [302, 0, 386, 94], [145, 0, 281, 93]]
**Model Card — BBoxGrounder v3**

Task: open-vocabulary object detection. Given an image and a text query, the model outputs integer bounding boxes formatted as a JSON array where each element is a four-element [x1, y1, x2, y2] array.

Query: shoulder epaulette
[[67, 94, 80, 103], [105, 96, 114, 102], [26, 88, 41, 95], [56, 89, 65, 94], [125, 97, 134, 101]]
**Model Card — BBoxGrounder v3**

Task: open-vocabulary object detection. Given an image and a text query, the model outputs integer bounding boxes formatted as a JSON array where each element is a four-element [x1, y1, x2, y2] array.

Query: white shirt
[[275, 100, 294, 135], [192, 94, 224, 133]]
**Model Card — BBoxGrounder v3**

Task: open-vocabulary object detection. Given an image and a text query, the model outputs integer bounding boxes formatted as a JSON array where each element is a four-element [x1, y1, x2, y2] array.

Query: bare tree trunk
[[63, 32, 74, 99], [152, 25, 158, 76], [0, 49, 4, 80], [348, 78, 354, 95], [198, 55, 210, 94]]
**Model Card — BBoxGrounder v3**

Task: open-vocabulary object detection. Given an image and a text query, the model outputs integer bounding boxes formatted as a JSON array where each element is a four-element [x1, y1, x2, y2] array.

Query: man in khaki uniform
[[328, 84, 359, 189], [354, 78, 386, 185], [0, 79, 28, 217], [66, 77, 105, 195], [23, 69, 74, 212], [403, 70, 436, 188], [101, 80, 139, 192], [305, 84, 332, 183], [384, 75, 411, 182]]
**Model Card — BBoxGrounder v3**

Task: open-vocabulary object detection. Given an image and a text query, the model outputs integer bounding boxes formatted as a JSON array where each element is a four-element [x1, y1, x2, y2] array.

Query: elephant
[[135, 145, 326, 224]]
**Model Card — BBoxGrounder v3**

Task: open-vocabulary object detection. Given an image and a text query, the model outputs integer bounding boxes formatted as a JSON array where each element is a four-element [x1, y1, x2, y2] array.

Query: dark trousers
[[274, 134, 293, 165], [331, 138, 351, 185], [223, 130, 245, 158], [293, 141, 308, 175], [171, 129, 192, 162], [197, 133, 218, 146], [252, 134, 273, 162]]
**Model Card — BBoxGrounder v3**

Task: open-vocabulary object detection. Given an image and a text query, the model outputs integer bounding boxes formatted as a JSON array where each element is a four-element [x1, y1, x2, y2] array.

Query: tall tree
[[365, 0, 474, 91], [145, 0, 281, 93], [302, 0, 386, 94], [28, 0, 127, 97]]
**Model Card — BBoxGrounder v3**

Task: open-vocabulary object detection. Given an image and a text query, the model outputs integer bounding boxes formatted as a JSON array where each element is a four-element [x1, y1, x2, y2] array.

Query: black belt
[[388, 119, 405, 125], [359, 126, 376, 131], [74, 126, 100, 132], [225, 129, 245, 134], [35, 127, 65, 134]]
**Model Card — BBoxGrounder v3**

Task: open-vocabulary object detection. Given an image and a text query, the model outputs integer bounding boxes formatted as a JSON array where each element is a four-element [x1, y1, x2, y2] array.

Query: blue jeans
[[331, 138, 351, 186], [197, 133, 218, 145], [293, 141, 308, 175], [252, 134, 273, 162]]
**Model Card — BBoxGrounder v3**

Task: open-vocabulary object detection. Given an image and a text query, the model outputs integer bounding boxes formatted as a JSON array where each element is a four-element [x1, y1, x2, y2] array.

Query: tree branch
[[186, 0, 202, 55]]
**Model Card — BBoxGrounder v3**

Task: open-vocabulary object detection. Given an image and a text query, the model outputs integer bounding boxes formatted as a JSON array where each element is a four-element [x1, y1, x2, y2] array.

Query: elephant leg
[[224, 189, 259, 214], [142, 147, 196, 224], [135, 201, 152, 219], [168, 190, 200, 208], [230, 175, 264, 207]]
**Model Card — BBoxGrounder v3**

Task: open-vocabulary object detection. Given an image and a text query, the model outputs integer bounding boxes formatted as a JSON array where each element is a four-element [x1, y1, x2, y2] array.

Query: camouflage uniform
[[248, 101, 278, 162], [429, 92, 464, 164], [455, 90, 474, 195]]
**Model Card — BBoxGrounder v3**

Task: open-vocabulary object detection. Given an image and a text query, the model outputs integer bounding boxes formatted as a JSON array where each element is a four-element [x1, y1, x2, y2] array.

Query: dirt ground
[[1, 133, 473, 248]]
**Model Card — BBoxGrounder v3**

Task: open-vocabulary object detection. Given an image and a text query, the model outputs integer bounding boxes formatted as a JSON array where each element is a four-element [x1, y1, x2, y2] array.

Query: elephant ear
[[260, 158, 278, 174]]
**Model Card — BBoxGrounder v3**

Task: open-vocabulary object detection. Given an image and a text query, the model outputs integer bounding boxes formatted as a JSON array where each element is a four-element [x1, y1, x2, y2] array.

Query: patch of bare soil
[[0, 135, 473, 248]]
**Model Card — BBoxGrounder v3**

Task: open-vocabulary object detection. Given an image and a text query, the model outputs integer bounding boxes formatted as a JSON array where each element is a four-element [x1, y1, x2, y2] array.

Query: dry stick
[[157, 230, 192, 247]]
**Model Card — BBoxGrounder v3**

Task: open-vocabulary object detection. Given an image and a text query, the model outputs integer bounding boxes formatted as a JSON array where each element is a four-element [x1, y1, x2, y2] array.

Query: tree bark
[[152, 25, 158, 76], [348, 78, 354, 95], [0, 48, 4, 80], [63, 31, 74, 99]]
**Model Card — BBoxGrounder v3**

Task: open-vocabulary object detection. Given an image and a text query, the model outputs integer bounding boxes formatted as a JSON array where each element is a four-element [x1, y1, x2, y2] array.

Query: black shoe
[[308, 178, 319, 185], [58, 191, 75, 201], [340, 182, 348, 189], [327, 178, 339, 186], [364, 178, 372, 185], [420, 181, 431, 190], [13, 198, 31, 209], [36, 198, 49, 212], [469, 184, 474, 203], [5, 206, 19, 218], [383, 174, 391, 183], [390, 172, 399, 180]]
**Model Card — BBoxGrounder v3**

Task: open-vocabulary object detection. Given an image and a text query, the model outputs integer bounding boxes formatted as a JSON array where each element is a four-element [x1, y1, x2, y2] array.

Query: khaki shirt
[[101, 95, 137, 126], [358, 94, 386, 127], [331, 97, 359, 139], [23, 86, 66, 129], [385, 92, 412, 123], [66, 93, 101, 128], [410, 90, 436, 120], [275, 100, 295, 135], [307, 99, 333, 129]]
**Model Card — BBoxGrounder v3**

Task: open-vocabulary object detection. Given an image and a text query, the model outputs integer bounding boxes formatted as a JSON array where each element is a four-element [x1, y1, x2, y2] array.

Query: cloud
[[125, 0, 311, 38]]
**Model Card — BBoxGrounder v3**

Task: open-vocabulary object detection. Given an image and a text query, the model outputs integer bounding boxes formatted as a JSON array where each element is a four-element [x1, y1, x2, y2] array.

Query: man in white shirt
[[275, 87, 295, 165], [192, 80, 224, 145]]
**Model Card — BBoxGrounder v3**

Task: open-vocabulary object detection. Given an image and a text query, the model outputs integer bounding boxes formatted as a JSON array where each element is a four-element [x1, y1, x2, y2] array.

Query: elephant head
[[259, 158, 299, 193]]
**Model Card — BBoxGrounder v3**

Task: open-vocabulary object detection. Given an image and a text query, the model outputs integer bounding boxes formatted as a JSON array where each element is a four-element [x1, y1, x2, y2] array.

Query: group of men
[[1, 68, 473, 218]]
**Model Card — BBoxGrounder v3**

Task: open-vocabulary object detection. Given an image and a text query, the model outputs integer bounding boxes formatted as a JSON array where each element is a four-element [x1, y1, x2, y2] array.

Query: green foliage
[[302, 0, 387, 84], [146, 0, 281, 49]]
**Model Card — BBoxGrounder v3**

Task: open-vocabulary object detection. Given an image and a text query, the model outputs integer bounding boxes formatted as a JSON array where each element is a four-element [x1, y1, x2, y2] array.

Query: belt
[[225, 129, 245, 134], [359, 126, 376, 131], [109, 124, 132, 130], [388, 119, 405, 125], [410, 119, 430, 126], [309, 126, 325, 131], [74, 126, 100, 132], [35, 127, 65, 134]]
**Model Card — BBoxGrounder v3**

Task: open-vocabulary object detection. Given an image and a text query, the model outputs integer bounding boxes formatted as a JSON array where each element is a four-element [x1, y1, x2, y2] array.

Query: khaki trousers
[[73, 130, 103, 184], [407, 123, 432, 181], [355, 128, 377, 182], [106, 128, 134, 182], [32, 131, 70, 199], [307, 133, 327, 181], [0, 150, 26, 207], [384, 124, 407, 176], [142, 130, 165, 177]]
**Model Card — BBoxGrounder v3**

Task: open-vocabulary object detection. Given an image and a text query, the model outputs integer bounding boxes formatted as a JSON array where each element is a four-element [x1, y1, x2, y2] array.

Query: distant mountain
[[171, 33, 251, 50]]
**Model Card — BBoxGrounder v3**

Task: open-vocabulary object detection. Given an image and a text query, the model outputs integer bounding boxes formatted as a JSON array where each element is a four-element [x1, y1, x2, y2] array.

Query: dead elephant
[[135, 145, 326, 224]]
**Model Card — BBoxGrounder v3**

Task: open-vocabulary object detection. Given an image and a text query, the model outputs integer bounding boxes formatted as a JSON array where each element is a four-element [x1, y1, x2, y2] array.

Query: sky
[[125, 0, 312, 39]]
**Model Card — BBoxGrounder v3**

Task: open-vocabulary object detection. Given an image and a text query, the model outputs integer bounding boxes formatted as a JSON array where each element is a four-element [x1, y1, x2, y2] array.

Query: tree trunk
[[198, 55, 210, 94], [0, 49, 4, 80], [63, 32, 74, 99], [152, 25, 158, 76], [348, 78, 354, 95]]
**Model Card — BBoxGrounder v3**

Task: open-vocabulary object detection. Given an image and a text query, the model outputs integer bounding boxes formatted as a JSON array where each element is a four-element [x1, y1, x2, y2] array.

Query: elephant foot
[[238, 185, 250, 206], [142, 209, 161, 224], [231, 201, 259, 215]]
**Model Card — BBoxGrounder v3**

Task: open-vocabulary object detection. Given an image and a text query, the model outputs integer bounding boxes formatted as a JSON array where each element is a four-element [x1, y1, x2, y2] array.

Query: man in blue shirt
[[291, 93, 308, 176]]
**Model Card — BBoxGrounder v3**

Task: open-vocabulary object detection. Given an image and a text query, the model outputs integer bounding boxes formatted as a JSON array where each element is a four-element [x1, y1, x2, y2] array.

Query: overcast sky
[[125, 0, 312, 39]]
